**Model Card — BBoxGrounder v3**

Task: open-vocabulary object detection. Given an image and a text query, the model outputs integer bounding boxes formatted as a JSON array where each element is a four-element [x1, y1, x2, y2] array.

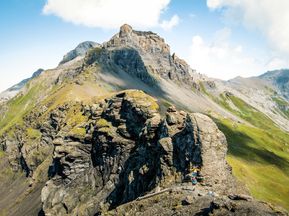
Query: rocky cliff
[[40, 90, 237, 215], [95, 24, 200, 87]]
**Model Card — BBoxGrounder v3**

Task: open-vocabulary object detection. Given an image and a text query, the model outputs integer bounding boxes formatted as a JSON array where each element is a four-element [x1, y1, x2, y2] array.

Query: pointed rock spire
[[119, 24, 133, 37]]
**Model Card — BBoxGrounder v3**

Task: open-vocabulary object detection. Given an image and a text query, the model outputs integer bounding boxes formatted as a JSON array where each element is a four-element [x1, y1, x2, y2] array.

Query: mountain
[[59, 41, 100, 65], [0, 24, 288, 215], [259, 69, 289, 99], [0, 68, 44, 102]]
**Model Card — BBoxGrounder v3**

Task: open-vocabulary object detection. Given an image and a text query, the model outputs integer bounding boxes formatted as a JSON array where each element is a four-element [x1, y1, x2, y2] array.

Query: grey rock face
[[86, 24, 199, 88], [59, 41, 100, 65], [259, 69, 289, 100], [40, 90, 237, 215]]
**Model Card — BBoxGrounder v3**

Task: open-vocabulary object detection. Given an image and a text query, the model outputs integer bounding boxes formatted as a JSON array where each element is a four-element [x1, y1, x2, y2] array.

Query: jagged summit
[[119, 23, 133, 37], [105, 23, 170, 55], [91, 24, 200, 88]]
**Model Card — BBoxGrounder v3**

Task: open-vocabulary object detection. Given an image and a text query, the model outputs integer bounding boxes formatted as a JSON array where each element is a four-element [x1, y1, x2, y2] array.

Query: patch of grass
[[0, 83, 44, 136], [215, 118, 289, 210], [0, 150, 5, 158], [265, 86, 278, 95], [272, 96, 289, 119], [218, 93, 278, 130], [65, 104, 88, 128], [29, 146, 52, 167], [95, 118, 116, 136], [125, 90, 159, 111], [26, 128, 42, 140], [96, 118, 111, 128], [69, 127, 86, 139], [199, 81, 209, 96]]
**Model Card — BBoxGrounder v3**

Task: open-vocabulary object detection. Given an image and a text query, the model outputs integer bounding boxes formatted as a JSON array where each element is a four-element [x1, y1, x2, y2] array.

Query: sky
[[1, 0, 289, 93]]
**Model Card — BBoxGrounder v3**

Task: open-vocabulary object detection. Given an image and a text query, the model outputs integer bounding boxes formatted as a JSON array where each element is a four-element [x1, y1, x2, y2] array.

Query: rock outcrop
[[34, 89, 265, 216], [86, 24, 200, 87], [1, 87, 287, 215]]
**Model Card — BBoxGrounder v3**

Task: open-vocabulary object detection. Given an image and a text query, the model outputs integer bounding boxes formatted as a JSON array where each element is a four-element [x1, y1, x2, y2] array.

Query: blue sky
[[1, 0, 288, 92]]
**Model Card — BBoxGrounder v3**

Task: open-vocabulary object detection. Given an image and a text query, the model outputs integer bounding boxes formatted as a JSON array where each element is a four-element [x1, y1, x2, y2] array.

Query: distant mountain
[[0, 68, 44, 102], [59, 41, 100, 65], [0, 24, 288, 215], [259, 69, 289, 99]]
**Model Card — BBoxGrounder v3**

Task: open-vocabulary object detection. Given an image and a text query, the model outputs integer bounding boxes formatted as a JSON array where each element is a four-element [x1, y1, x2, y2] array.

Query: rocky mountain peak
[[59, 41, 100, 65], [119, 23, 133, 37], [93, 25, 199, 87], [105, 24, 170, 55], [31, 68, 44, 78]]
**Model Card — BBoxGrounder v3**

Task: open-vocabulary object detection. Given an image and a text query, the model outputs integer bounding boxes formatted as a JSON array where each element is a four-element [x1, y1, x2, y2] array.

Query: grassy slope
[[0, 84, 42, 135], [272, 96, 289, 119], [0, 64, 109, 137], [213, 94, 289, 210]]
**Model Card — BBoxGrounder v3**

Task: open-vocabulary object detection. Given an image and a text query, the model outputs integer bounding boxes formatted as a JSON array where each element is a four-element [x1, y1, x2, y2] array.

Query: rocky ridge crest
[[89, 24, 201, 87]]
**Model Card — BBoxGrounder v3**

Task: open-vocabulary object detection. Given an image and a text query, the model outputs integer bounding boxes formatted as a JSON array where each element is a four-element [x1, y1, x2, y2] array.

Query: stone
[[228, 194, 253, 201], [158, 137, 173, 153], [182, 196, 194, 205], [167, 106, 177, 112], [119, 24, 133, 37]]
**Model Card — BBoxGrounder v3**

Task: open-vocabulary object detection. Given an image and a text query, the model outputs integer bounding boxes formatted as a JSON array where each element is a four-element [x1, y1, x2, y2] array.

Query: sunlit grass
[[215, 114, 289, 210]]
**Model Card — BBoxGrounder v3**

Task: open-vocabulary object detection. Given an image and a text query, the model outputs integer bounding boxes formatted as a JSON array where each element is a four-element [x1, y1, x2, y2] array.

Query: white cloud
[[160, 14, 180, 31], [189, 28, 265, 79], [206, 0, 289, 55], [43, 0, 178, 30]]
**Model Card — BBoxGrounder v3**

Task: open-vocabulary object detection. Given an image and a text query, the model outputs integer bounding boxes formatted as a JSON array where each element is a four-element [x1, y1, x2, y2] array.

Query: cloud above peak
[[189, 28, 264, 79], [160, 14, 180, 31], [206, 0, 289, 55], [43, 0, 177, 30]]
